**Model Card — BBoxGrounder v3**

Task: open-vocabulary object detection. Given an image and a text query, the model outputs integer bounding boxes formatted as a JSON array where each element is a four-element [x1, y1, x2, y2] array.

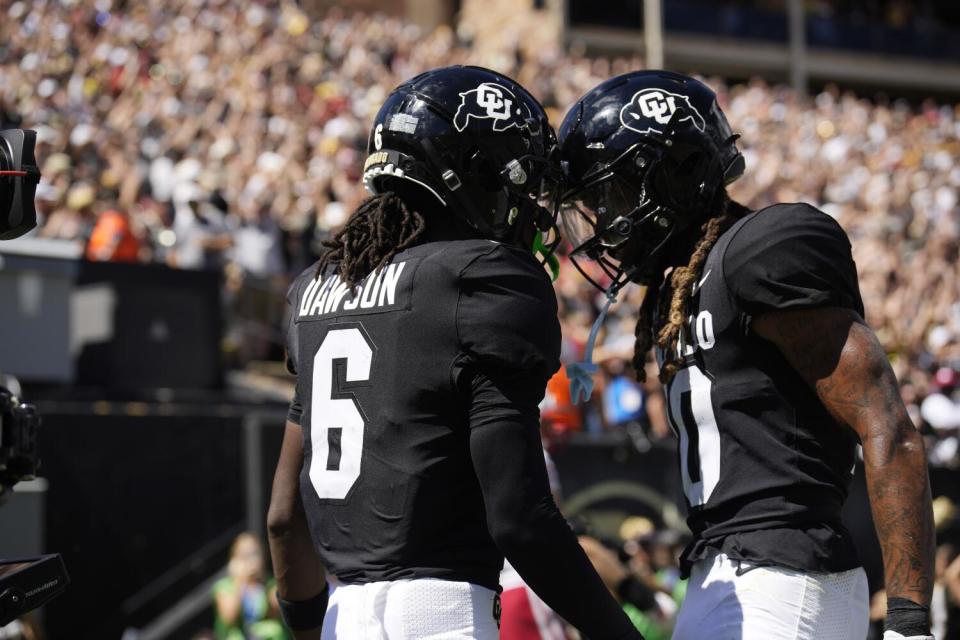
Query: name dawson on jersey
[[298, 262, 407, 318]]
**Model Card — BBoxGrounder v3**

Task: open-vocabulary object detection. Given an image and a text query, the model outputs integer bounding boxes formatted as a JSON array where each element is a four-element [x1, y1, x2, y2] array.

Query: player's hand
[[578, 535, 628, 597]]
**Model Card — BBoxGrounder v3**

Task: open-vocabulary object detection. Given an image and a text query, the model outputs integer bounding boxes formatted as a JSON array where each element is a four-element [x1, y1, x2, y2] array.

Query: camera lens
[[0, 129, 40, 240], [0, 136, 14, 223]]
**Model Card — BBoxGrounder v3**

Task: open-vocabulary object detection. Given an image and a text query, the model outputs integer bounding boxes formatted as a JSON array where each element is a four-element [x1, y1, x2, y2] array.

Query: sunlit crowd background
[[2, 1, 960, 638], [3, 0, 956, 459]]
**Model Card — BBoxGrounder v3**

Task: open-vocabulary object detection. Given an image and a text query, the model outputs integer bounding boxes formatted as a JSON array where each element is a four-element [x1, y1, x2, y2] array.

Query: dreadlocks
[[632, 195, 752, 384], [316, 192, 427, 288]]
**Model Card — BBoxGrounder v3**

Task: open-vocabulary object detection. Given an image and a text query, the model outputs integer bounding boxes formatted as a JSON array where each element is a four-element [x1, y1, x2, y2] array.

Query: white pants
[[672, 551, 870, 640], [322, 578, 500, 640]]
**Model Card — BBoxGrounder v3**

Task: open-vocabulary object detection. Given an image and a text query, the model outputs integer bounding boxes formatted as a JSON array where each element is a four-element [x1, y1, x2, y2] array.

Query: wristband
[[885, 597, 930, 638], [279, 586, 329, 631]]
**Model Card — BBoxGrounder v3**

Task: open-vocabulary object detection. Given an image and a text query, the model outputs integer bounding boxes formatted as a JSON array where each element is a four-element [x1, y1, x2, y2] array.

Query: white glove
[[882, 631, 935, 640]]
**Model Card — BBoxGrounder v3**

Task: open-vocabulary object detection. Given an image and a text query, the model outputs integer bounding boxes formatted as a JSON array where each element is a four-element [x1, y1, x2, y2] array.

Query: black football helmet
[[556, 70, 745, 290], [363, 65, 560, 250]]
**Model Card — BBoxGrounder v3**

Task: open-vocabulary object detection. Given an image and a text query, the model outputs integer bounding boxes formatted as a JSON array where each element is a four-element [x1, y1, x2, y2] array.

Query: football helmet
[[363, 66, 559, 250], [556, 70, 744, 289]]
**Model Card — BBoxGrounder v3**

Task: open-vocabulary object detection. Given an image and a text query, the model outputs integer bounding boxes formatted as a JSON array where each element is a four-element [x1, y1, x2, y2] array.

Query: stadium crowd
[[2, 0, 957, 464], [2, 1, 960, 638]]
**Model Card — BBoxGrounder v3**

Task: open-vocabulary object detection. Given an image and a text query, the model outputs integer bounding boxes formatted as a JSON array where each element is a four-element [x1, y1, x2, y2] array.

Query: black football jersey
[[284, 239, 560, 590], [658, 203, 864, 576]]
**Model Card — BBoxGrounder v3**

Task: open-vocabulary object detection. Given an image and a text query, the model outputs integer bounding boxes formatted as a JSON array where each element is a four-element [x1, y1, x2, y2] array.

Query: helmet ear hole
[[465, 147, 501, 192], [377, 177, 447, 215]]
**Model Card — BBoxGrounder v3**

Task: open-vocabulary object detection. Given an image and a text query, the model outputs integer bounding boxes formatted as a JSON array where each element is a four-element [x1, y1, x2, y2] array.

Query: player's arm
[[268, 279, 329, 638], [266, 420, 327, 640], [457, 245, 642, 638], [466, 367, 643, 640], [752, 308, 935, 637]]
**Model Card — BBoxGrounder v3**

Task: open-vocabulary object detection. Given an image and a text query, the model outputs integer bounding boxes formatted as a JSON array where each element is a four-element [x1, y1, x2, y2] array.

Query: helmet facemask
[[557, 104, 731, 290]]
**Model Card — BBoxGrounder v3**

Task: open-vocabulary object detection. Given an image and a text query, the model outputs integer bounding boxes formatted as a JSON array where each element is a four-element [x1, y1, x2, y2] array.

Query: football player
[[266, 66, 644, 640], [554, 70, 935, 640]]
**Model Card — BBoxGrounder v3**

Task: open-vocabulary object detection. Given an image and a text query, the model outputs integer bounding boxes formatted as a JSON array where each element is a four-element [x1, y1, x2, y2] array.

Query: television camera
[[0, 128, 69, 626]]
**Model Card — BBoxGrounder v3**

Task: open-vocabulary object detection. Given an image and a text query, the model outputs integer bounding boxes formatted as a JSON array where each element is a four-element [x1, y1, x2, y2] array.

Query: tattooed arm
[[752, 307, 934, 607]]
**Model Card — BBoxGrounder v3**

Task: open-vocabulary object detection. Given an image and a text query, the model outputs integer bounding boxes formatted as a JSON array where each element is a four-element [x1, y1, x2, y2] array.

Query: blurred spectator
[[923, 368, 960, 467], [579, 534, 668, 640], [231, 202, 284, 280], [645, 530, 688, 605], [617, 518, 689, 639], [39, 183, 96, 247], [541, 368, 583, 437], [212, 533, 286, 640], [601, 360, 651, 450], [86, 208, 142, 262], [932, 496, 960, 639], [171, 187, 233, 271], [941, 549, 960, 639], [1, 0, 957, 448], [934, 541, 960, 639], [0, 614, 41, 640]]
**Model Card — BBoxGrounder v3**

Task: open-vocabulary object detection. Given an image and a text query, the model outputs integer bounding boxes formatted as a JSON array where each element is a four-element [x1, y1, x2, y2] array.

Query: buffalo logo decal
[[620, 88, 706, 135], [454, 82, 525, 132]]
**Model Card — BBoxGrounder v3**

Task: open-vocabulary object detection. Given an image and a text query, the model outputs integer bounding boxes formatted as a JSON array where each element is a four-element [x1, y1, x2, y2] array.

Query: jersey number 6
[[309, 327, 374, 500]]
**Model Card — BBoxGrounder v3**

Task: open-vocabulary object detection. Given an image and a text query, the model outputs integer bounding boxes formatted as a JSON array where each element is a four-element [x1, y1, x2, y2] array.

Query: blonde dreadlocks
[[316, 192, 427, 288], [632, 195, 752, 384]]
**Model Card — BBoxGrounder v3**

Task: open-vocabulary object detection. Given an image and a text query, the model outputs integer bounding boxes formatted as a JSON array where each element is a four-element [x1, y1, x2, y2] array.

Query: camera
[[0, 556, 68, 627], [0, 382, 39, 503], [0, 130, 68, 626], [0, 380, 68, 626], [0, 129, 41, 240]]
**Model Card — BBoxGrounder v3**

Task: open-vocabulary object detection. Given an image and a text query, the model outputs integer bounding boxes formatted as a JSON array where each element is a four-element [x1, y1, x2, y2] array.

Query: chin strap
[[532, 232, 560, 282], [567, 283, 623, 404]]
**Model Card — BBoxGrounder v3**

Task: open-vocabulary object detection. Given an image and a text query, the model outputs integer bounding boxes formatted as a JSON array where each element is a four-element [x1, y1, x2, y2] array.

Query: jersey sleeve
[[285, 269, 312, 425], [723, 203, 864, 319], [456, 244, 561, 395]]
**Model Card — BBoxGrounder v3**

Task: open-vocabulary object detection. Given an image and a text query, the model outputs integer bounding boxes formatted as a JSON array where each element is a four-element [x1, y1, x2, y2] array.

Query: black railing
[[567, 0, 960, 60]]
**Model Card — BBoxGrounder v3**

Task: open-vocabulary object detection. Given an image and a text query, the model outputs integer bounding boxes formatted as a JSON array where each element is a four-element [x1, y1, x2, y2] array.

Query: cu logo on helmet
[[620, 88, 707, 135], [454, 82, 523, 132]]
